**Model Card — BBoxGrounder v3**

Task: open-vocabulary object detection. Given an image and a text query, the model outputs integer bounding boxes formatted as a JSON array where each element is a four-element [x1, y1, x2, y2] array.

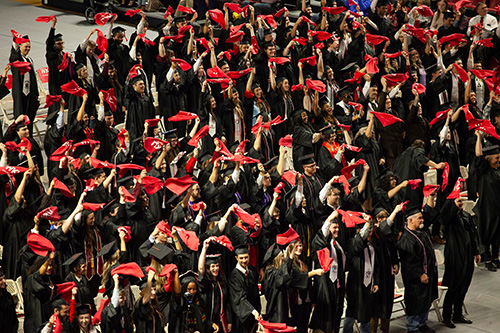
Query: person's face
[[74, 263, 87, 276], [105, 115, 114, 127], [306, 6, 312, 15], [177, 20, 187, 28], [0, 276, 6, 289], [232, 90, 239, 101], [108, 68, 116, 78], [173, 72, 181, 84], [83, 113, 89, 126], [342, 93, 353, 103], [221, 64, 230, 73], [474, 62, 482, 70], [209, 263, 220, 277], [391, 58, 398, 68], [330, 222, 339, 239], [150, 285, 156, 299], [376, 212, 389, 224], [470, 92, 477, 104], [438, 0, 447, 11], [265, 46, 276, 58], [191, 184, 201, 199], [133, 80, 145, 94], [263, 173, 271, 187], [455, 198, 464, 210], [86, 46, 95, 57], [57, 305, 70, 322], [489, 153, 500, 168], [78, 314, 90, 328], [254, 87, 263, 98], [20, 42, 31, 56], [169, 137, 179, 147], [303, 162, 317, 175], [187, 281, 197, 295], [95, 172, 106, 185], [390, 176, 397, 188], [369, 87, 378, 100], [282, 79, 290, 92], [198, 64, 204, 77], [301, 111, 308, 124], [328, 132, 337, 144], [17, 126, 29, 138], [265, 33, 274, 42], [327, 190, 340, 206], [294, 241, 303, 256], [114, 33, 124, 45], [378, 5, 388, 16], [411, 213, 424, 229], [86, 212, 95, 227], [118, 293, 126, 306], [141, 193, 149, 208], [455, 60, 463, 68], [46, 262, 54, 276], [477, 3, 488, 16], [385, 97, 392, 109], [444, 17, 454, 26], [411, 72, 418, 81], [157, 230, 168, 243], [79, 66, 88, 79], [327, 68, 334, 80], [55, 40, 64, 51], [236, 253, 250, 269], [210, 98, 216, 109], [410, 50, 420, 62], [445, 129, 451, 141], [160, 159, 167, 173]]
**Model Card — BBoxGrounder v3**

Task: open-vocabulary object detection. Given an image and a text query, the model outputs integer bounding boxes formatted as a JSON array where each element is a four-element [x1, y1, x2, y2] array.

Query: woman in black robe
[[133, 270, 166, 333], [291, 109, 320, 172], [372, 172, 408, 235], [270, 77, 295, 139], [67, 64, 98, 126]]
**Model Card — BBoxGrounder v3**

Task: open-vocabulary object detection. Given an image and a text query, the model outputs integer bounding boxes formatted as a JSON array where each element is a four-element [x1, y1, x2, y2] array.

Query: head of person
[[385, 96, 392, 110], [54, 34, 64, 52], [277, 77, 290, 93], [132, 77, 145, 94], [86, 40, 97, 57], [189, 183, 201, 201], [476, 2, 488, 16], [76, 305, 92, 329], [470, 91, 477, 104], [52, 298, 70, 322], [231, 88, 240, 103], [20, 40, 31, 57], [437, 0, 449, 12], [205, 256, 220, 279], [406, 208, 424, 231], [104, 110, 114, 127], [409, 48, 421, 63], [137, 189, 149, 210], [327, 187, 341, 207], [263, 42, 276, 58], [369, 85, 378, 101], [16, 121, 29, 139], [430, 65, 442, 80], [83, 210, 95, 228], [301, 155, 317, 176], [204, 94, 216, 111], [339, 88, 353, 103], [252, 83, 263, 99], [325, 66, 334, 81], [235, 247, 250, 270], [379, 172, 399, 191], [373, 208, 389, 226], [376, 0, 389, 16], [112, 27, 125, 45], [263, 29, 274, 42], [239, 40, 250, 54], [173, 69, 181, 84], [484, 145, 500, 168], [0, 270, 6, 290], [329, 219, 340, 239], [76, 64, 88, 80], [455, 197, 464, 211], [219, 61, 230, 74], [443, 11, 455, 26]]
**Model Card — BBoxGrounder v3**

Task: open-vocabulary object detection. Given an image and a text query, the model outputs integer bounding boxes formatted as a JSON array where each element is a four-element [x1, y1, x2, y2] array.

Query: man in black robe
[[159, 63, 188, 131], [95, 94, 119, 162], [229, 246, 261, 333], [0, 269, 18, 333], [440, 197, 481, 328], [125, 76, 155, 141], [397, 204, 439, 333], [37, 295, 71, 333], [63, 253, 96, 314], [106, 19, 130, 84], [298, 154, 324, 231]]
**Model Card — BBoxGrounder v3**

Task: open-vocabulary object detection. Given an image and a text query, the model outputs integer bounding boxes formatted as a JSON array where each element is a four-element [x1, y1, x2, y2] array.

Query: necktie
[[22, 56, 30, 96], [363, 243, 375, 287]]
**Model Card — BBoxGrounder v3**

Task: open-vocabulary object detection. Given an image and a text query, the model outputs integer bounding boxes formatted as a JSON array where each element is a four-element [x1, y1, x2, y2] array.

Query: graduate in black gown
[[62, 252, 96, 314], [100, 273, 134, 333], [0, 269, 18, 333], [133, 269, 167, 333], [125, 76, 155, 141]]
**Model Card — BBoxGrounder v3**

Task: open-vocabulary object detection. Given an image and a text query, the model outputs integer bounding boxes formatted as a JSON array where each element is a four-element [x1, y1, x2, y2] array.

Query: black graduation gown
[[269, 90, 294, 139], [125, 91, 155, 141], [45, 27, 71, 96], [397, 206, 438, 316], [354, 133, 384, 196], [292, 124, 314, 172], [44, 124, 65, 180], [229, 267, 261, 333], [284, 257, 311, 333], [67, 79, 98, 125], [9, 45, 39, 120], [107, 38, 131, 84], [317, 144, 343, 180], [220, 100, 246, 145], [0, 288, 18, 333], [133, 299, 165, 333], [8, 136, 45, 176], [158, 75, 188, 131], [64, 273, 95, 313], [47, 226, 76, 279], [94, 119, 119, 162], [430, 139, 460, 208], [393, 146, 429, 207], [262, 263, 292, 323], [100, 302, 134, 333], [23, 271, 57, 332], [198, 273, 231, 330]]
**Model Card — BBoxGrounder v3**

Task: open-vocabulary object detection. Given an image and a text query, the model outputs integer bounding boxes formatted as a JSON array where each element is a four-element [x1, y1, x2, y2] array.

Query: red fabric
[[50, 140, 73, 161], [232, 204, 256, 228], [56, 281, 76, 303], [292, 37, 308, 46], [73, 139, 100, 148], [84, 178, 96, 192], [336, 209, 365, 227], [53, 314, 63, 333], [117, 226, 131, 242], [348, 9, 362, 17], [340, 159, 367, 177], [235, 140, 248, 154], [208, 9, 227, 29], [37, 67, 49, 83], [145, 118, 161, 127], [342, 143, 362, 152], [309, 30, 332, 41], [134, 175, 164, 195], [36, 206, 60, 222], [223, 50, 232, 61], [168, 111, 198, 122], [279, 135, 293, 148], [351, 20, 362, 30], [191, 202, 206, 211], [371, 111, 404, 126], [381, 73, 408, 86], [274, 182, 285, 197], [227, 68, 252, 79], [274, 7, 288, 17], [384, 51, 403, 58], [348, 0, 358, 5], [212, 235, 234, 251], [57, 52, 70, 72], [0, 166, 28, 175], [157, 221, 172, 238], [8, 61, 31, 75], [35, 15, 57, 22], [206, 78, 231, 85], [453, 63, 469, 83], [447, 178, 465, 199], [163, 5, 174, 18], [315, 42, 325, 49], [11, 29, 29, 44], [365, 33, 389, 46], [163, 35, 184, 43], [53, 177, 74, 197], [207, 66, 229, 79], [96, 29, 108, 56], [120, 186, 136, 203], [44, 94, 62, 108], [164, 175, 196, 195], [345, 71, 365, 84], [117, 163, 146, 177], [365, 57, 379, 74], [298, 55, 317, 67], [101, 88, 117, 111], [412, 82, 426, 94], [94, 12, 117, 26], [258, 14, 278, 29], [423, 184, 440, 197], [82, 202, 105, 211], [226, 31, 245, 43], [138, 34, 155, 46], [306, 79, 326, 93], [28, 232, 55, 256], [322, 6, 346, 15], [117, 128, 127, 149], [144, 137, 167, 153], [281, 170, 298, 186], [442, 162, 450, 191], [174, 226, 199, 251], [470, 69, 495, 79], [159, 263, 177, 277], [439, 33, 465, 45], [470, 119, 500, 140], [316, 248, 334, 272], [454, 0, 472, 11], [92, 298, 110, 325], [462, 104, 475, 121], [5, 137, 31, 154], [251, 35, 259, 54], [111, 262, 145, 278], [416, 5, 433, 17], [125, 9, 141, 16], [291, 84, 304, 91], [474, 38, 494, 48], [276, 226, 300, 245], [89, 157, 114, 169], [402, 27, 426, 43], [61, 80, 87, 97], [407, 179, 422, 190], [187, 125, 209, 147], [333, 174, 350, 195], [128, 64, 142, 79], [429, 109, 450, 126], [177, 5, 196, 14], [171, 57, 192, 71]]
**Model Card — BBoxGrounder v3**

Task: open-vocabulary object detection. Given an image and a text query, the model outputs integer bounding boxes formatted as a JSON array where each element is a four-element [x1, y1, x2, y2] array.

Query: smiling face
[[209, 263, 219, 277], [20, 42, 31, 56], [236, 253, 249, 270], [77, 314, 90, 329], [186, 281, 197, 296], [330, 222, 339, 239]]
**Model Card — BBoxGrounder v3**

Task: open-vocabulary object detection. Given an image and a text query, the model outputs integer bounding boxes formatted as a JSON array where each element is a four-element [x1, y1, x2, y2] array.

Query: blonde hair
[[101, 250, 120, 286]]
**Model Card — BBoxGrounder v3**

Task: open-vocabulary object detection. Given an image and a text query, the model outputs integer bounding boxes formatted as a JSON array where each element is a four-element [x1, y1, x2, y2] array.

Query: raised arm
[[15, 169, 32, 204], [76, 94, 88, 123]]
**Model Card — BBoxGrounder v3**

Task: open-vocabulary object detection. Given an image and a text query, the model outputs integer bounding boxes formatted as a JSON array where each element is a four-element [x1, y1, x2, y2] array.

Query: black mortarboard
[[147, 243, 174, 264], [263, 156, 279, 170], [298, 153, 315, 165], [198, 150, 212, 164], [75, 63, 85, 71], [426, 63, 441, 74], [164, 129, 178, 139], [76, 304, 92, 316], [62, 175, 75, 186], [370, 205, 388, 219], [227, 141, 240, 154], [173, 151, 189, 166], [405, 205, 422, 219], [206, 253, 221, 265], [276, 76, 287, 85], [173, 15, 187, 23], [377, 0, 389, 6], [222, 165, 235, 178], [84, 168, 105, 178], [131, 76, 143, 85], [54, 33, 64, 42], [206, 210, 222, 222], [341, 62, 357, 72], [483, 145, 500, 156], [46, 295, 68, 311], [97, 241, 118, 261], [63, 252, 85, 271], [112, 26, 126, 35], [0, 84, 9, 100], [320, 124, 334, 135], [319, 96, 330, 108], [263, 28, 273, 35], [338, 85, 352, 97], [348, 175, 360, 187], [251, 81, 260, 91], [179, 270, 198, 286], [235, 245, 249, 255], [116, 175, 134, 189], [102, 199, 119, 216], [262, 41, 274, 49], [291, 108, 307, 119], [262, 243, 280, 267], [45, 110, 60, 126], [240, 38, 250, 45]]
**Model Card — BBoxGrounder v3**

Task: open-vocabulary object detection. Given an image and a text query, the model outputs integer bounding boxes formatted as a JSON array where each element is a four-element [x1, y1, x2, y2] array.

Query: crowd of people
[[1, 0, 500, 332]]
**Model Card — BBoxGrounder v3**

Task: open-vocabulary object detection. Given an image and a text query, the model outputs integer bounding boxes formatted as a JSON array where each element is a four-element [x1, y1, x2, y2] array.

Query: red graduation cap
[[49, 140, 73, 161], [407, 179, 422, 190], [124, 8, 141, 16], [120, 186, 136, 203], [269, 57, 291, 65], [134, 175, 164, 195], [163, 5, 174, 18], [226, 31, 245, 43], [333, 174, 351, 195], [11, 29, 29, 44], [89, 157, 114, 169], [92, 298, 110, 325], [291, 84, 304, 91], [36, 206, 61, 222], [187, 125, 209, 147], [274, 7, 288, 17], [322, 6, 346, 15], [416, 5, 434, 17], [342, 143, 362, 152], [173, 226, 199, 251], [309, 30, 332, 41], [345, 71, 365, 84], [171, 58, 192, 71], [61, 80, 87, 97], [0, 166, 28, 175], [470, 69, 495, 79], [36, 15, 57, 22], [429, 109, 450, 126], [336, 209, 366, 227], [279, 135, 293, 148], [371, 111, 404, 127], [453, 63, 469, 83], [232, 204, 257, 228], [384, 51, 403, 58], [365, 33, 389, 46], [276, 226, 300, 245], [94, 12, 117, 26], [208, 9, 227, 29], [8, 61, 31, 75], [423, 184, 440, 197], [57, 52, 70, 72], [306, 79, 326, 93], [439, 33, 465, 45], [159, 263, 177, 277], [82, 202, 105, 211], [212, 235, 234, 251], [53, 177, 74, 197], [56, 281, 76, 303], [28, 232, 55, 256], [117, 226, 132, 242], [164, 175, 196, 195], [111, 262, 145, 279], [157, 220, 172, 237], [281, 170, 298, 186], [292, 37, 308, 46], [144, 137, 167, 153], [207, 66, 229, 79], [168, 111, 198, 122], [474, 38, 494, 48], [298, 55, 317, 67], [412, 82, 426, 94], [145, 118, 161, 127], [117, 163, 146, 177], [446, 177, 466, 199], [44, 95, 62, 108], [101, 88, 116, 111], [227, 68, 252, 79], [340, 159, 367, 178], [381, 73, 408, 86], [316, 247, 334, 272]]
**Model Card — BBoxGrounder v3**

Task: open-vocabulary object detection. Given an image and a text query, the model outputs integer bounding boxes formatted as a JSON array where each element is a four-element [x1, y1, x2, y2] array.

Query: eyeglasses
[[304, 164, 317, 168]]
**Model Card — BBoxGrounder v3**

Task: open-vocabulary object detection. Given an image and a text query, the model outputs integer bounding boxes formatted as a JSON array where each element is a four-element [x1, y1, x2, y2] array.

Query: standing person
[[440, 197, 481, 328], [125, 76, 155, 141], [0, 269, 18, 333], [397, 199, 439, 333], [100, 274, 134, 333], [229, 246, 261, 333]]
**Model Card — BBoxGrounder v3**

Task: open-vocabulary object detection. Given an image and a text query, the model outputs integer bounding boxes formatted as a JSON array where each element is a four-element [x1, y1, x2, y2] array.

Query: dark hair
[[27, 257, 57, 277], [412, 139, 426, 149], [377, 172, 400, 192]]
